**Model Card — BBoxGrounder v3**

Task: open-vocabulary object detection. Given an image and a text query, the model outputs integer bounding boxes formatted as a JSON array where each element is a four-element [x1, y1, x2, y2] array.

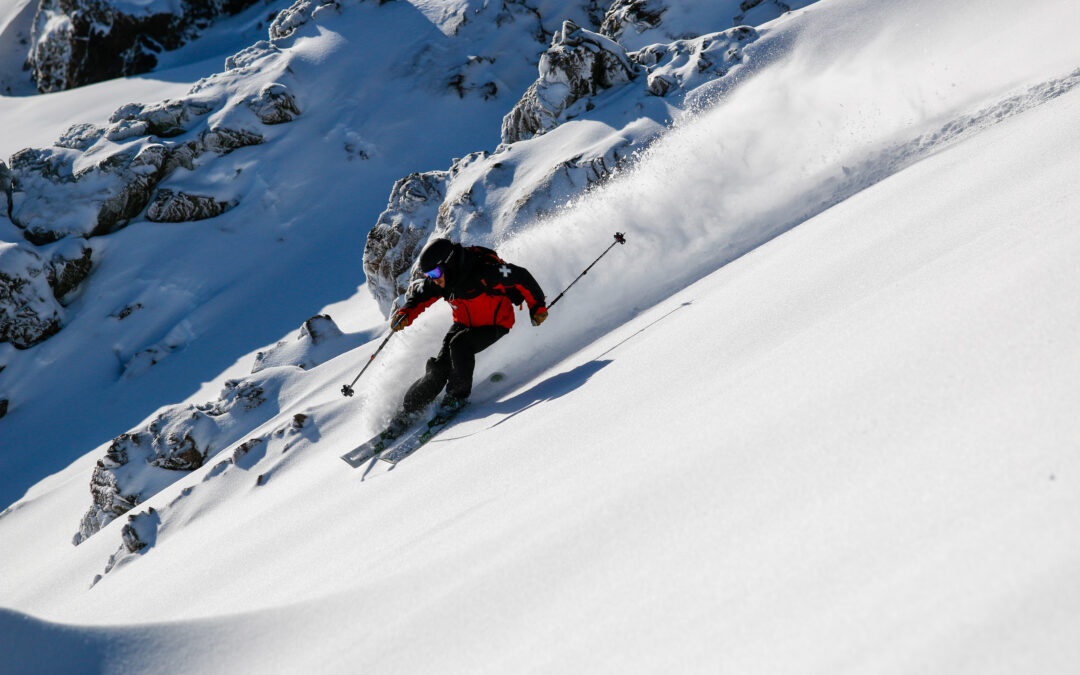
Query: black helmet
[[417, 238, 461, 278]]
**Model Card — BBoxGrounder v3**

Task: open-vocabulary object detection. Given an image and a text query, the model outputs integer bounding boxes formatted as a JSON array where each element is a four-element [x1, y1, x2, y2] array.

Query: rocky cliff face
[[28, 0, 264, 92]]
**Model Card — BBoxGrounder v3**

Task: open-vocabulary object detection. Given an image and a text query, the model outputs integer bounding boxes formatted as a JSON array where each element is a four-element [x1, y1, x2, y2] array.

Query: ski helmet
[[417, 238, 460, 278]]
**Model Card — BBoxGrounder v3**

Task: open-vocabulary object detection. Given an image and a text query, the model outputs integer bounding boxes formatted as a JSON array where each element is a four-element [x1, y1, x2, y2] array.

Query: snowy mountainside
[[45, 2, 815, 549], [1, 0, 1080, 672], [0, 0, 632, 509]]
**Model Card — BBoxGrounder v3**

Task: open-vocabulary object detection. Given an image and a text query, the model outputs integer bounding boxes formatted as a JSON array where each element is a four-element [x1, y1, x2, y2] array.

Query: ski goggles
[[424, 266, 444, 280]]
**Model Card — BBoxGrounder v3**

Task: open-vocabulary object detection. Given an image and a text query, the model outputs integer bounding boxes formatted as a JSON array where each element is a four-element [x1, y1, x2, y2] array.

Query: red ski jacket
[[396, 246, 546, 330]]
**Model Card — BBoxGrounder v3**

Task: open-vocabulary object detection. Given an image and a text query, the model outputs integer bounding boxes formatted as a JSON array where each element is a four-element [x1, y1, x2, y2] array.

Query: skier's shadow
[[481, 359, 613, 431], [451, 300, 694, 436]]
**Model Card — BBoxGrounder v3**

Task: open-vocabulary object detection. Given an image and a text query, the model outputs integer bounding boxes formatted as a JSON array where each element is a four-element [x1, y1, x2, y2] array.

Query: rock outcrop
[[600, 0, 796, 50], [501, 20, 640, 144], [0, 160, 12, 213], [634, 26, 757, 97], [0, 244, 64, 348], [9, 143, 168, 244], [2, 7, 304, 357], [247, 83, 302, 125], [44, 239, 94, 303], [75, 373, 284, 544], [363, 171, 449, 314], [7, 77, 298, 243], [600, 0, 667, 41], [28, 0, 263, 92], [268, 0, 341, 43]]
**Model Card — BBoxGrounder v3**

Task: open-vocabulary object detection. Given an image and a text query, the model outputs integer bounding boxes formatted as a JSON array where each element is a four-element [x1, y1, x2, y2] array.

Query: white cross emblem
[[499, 265, 511, 278]]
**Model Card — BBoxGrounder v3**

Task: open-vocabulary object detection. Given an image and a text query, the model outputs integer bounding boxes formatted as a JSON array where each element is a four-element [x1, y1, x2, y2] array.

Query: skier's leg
[[445, 325, 509, 401], [401, 325, 465, 414]]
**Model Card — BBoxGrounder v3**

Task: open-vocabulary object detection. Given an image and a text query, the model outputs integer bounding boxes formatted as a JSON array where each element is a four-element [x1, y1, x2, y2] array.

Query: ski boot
[[433, 395, 468, 424], [380, 409, 421, 445]]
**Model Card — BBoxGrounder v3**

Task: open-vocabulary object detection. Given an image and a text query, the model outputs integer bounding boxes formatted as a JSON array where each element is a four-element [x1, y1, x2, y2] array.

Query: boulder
[[119, 508, 159, 554], [146, 189, 236, 222], [246, 83, 302, 125], [45, 240, 94, 303]]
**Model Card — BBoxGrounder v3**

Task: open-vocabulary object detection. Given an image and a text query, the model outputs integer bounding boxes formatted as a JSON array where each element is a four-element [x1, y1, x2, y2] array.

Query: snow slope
[[2, 0, 1079, 672], [0, 0, 587, 510]]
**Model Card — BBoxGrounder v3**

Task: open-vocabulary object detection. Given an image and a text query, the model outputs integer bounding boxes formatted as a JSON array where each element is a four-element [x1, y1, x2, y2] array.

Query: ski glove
[[391, 311, 412, 332], [531, 307, 548, 326]]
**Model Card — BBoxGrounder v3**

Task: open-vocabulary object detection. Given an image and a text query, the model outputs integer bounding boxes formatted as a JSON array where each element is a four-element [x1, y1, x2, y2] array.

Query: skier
[[386, 238, 547, 431]]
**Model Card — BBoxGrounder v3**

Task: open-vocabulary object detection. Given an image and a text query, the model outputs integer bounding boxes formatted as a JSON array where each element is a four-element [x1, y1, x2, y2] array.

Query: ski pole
[[548, 232, 627, 310], [341, 332, 393, 397]]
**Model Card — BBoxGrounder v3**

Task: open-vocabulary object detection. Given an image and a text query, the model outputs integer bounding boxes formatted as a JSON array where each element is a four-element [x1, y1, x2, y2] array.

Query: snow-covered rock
[[600, 0, 806, 51], [0, 159, 11, 215], [365, 19, 764, 314], [251, 314, 355, 373], [106, 98, 219, 140], [501, 20, 639, 144], [268, 0, 340, 43], [7, 76, 302, 240], [74, 372, 287, 544], [0, 242, 63, 348], [43, 238, 94, 303], [146, 189, 236, 222], [362, 171, 448, 314], [634, 25, 757, 97], [246, 83, 302, 125], [8, 142, 168, 244], [28, 0, 264, 92]]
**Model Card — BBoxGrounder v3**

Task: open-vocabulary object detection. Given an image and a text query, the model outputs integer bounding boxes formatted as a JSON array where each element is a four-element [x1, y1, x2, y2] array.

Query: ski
[[378, 406, 465, 466], [340, 411, 418, 468], [340, 432, 392, 468]]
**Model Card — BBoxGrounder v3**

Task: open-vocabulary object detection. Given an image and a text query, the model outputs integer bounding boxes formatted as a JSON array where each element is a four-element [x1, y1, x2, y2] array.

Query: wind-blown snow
[[1, 0, 1079, 672]]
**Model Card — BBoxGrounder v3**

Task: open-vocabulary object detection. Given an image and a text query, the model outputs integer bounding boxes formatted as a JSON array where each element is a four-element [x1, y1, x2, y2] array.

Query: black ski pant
[[402, 323, 508, 415]]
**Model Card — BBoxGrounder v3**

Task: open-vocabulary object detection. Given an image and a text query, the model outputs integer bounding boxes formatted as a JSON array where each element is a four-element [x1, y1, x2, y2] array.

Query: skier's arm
[[492, 264, 547, 324], [391, 278, 440, 331]]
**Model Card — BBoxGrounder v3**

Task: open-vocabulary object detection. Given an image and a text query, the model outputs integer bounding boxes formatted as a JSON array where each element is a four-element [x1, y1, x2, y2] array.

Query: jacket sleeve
[[490, 262, 546, 315], [396, 277, 440, 322]]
